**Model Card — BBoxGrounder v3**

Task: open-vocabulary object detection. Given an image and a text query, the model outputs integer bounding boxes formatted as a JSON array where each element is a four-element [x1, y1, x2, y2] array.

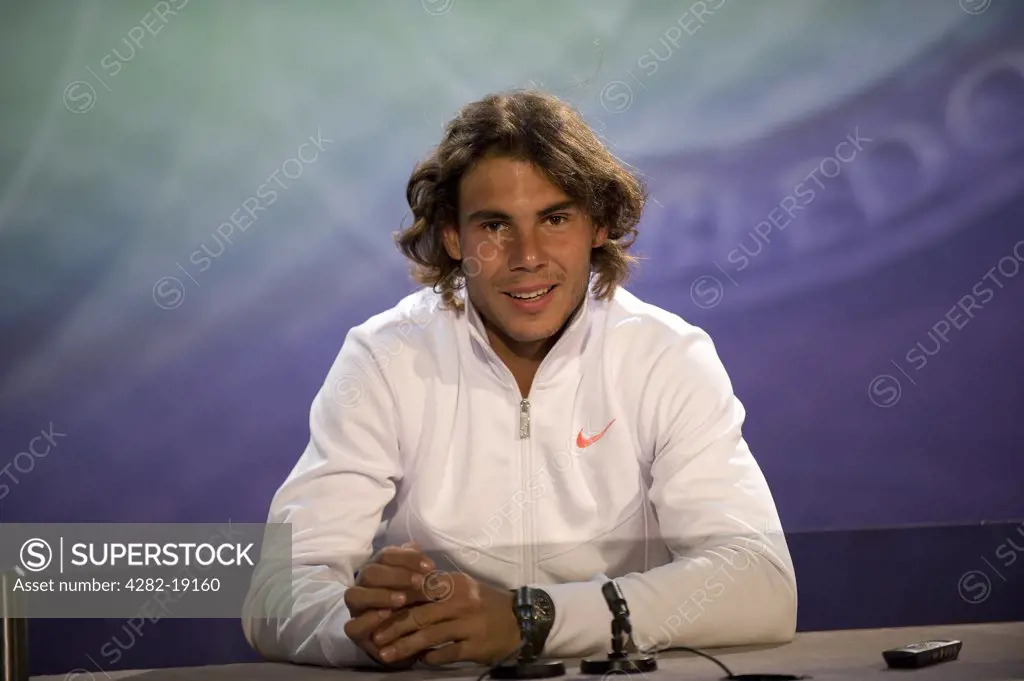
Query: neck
[[481, 295, 585, 397], [486, 328, 558, 364]]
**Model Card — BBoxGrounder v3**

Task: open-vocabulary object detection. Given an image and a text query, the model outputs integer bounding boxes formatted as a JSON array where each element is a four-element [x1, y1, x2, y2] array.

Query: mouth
[[503, 285, 556, 301]]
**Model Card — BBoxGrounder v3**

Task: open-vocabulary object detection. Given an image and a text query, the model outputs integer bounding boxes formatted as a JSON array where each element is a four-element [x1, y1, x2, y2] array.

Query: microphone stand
[[490, 587, 566, 679], [579, 581, 657, 675]]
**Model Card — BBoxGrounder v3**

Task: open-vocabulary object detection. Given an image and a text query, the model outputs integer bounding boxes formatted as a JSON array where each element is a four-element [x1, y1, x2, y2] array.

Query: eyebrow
[[464, 200, 578, 224]]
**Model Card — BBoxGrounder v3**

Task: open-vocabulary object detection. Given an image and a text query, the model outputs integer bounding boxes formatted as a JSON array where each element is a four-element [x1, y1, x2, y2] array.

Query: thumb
[[401, 541, 421, 550]]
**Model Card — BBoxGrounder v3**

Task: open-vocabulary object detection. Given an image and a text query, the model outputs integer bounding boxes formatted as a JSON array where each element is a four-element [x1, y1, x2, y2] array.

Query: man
[[242, 90, 797, 669]]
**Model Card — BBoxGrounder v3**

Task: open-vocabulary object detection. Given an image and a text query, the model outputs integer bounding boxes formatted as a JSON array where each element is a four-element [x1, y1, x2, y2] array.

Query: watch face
[[532, 592, 554, 620]]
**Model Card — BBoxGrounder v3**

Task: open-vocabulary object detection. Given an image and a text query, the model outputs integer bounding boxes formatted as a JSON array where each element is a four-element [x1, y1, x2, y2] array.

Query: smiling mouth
[[504, 285, 556, 301]]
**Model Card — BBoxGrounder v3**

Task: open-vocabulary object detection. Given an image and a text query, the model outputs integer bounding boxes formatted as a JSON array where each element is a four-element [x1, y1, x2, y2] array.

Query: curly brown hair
[[395, 89, 647, 311]]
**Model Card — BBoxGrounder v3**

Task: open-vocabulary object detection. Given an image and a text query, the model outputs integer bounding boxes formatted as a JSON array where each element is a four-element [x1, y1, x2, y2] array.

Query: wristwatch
[[511, 587, 555, 657]]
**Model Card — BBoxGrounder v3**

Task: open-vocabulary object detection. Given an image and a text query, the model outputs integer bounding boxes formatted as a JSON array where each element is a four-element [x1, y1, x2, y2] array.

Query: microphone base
[[490, 659, 567, 679], [579, 654, 658, 675]]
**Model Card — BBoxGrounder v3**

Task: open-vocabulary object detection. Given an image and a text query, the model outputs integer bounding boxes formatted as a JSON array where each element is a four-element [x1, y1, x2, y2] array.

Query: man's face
[[442, 156, 607, 352]]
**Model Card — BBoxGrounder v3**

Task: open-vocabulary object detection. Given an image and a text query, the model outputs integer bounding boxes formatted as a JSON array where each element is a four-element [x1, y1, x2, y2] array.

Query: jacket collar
[[460, 279, 596, 391]]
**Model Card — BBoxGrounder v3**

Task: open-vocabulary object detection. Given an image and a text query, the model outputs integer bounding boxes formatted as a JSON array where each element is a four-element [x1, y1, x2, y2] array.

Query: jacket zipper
[[481, 356, 533, 585], [468, 306, 584, 585], [519, 398, 532, 585], [519, 398, 531, 439]]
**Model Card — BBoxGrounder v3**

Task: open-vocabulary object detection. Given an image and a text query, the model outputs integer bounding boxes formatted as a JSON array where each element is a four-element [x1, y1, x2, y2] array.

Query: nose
[[508, 227, 546, 271]]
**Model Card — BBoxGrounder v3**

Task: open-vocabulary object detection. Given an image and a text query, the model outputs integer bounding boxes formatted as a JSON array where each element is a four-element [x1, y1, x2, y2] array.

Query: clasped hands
[[343, 542, 523, 668]]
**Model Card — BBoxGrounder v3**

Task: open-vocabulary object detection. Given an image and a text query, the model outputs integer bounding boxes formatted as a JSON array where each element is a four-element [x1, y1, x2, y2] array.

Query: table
[[34, 622, 1024, 681]]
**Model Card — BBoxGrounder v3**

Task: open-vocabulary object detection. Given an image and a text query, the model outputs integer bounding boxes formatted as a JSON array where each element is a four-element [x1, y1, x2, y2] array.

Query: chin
[[505, 326, 559, 345], [500, 314, 569, 345]]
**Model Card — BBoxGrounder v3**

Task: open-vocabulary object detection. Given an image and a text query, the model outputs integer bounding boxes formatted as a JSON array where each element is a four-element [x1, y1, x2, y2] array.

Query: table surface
[[36, 622, 1024, 681]]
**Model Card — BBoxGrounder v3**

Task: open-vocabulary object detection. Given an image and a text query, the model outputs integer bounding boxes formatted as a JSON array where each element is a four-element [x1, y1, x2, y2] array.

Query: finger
[[372, 600, 456, 648], [423, 641, 469, 666], [377, 545, 436, 573], [343, 608, 392, 642], [357, 562, 426, 592], [343, 610, 425, 671], [345, 585, 409, 612], [379, 619, 466, 664], [354, 570, 435, 610]]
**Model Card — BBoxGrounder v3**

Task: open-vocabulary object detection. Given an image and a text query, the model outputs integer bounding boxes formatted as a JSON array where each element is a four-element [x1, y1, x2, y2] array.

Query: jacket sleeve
[[241, 327, 403, 667], [536, 328, 798, 658]]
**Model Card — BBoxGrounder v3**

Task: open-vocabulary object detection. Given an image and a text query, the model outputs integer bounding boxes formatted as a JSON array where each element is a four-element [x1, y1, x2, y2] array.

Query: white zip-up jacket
[[242, 284, 798, 667]]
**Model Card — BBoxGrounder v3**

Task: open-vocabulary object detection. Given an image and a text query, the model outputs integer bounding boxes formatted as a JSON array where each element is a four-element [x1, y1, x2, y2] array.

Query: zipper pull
[[519, 399, 530, 439]]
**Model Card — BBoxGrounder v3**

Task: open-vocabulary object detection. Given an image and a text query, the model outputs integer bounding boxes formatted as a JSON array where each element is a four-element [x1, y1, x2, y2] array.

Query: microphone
[[489, 587, 566, 679], [602, 580, 630, 620], [514, 588, 534, 645], [579, 580, 657, 675], [582, 582, 808, 681]]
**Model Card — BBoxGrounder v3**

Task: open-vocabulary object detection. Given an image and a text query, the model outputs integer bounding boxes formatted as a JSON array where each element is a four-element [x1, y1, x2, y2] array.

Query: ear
[[441, 223, 462, 260], [591, 222, 609, 249]]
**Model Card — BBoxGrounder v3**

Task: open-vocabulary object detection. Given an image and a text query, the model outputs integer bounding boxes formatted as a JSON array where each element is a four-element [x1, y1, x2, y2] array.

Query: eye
[[481, 221, 506, 232], [547, 214, 570, 226]]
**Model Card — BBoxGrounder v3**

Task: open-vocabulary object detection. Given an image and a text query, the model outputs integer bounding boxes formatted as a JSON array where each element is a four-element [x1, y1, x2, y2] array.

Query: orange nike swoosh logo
[[576, 419, 616, 449]]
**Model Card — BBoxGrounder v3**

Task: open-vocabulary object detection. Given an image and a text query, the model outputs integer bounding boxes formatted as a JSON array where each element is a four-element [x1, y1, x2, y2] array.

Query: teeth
[[509, 287, 552, 300]]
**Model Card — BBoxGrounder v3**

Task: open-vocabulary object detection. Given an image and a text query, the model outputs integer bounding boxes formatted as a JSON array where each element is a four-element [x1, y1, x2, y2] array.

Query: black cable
[[475, 640, 804, 680], [477, 640, 527, 681], [641, 642, 808, 681], [669, 644, 735, 678]]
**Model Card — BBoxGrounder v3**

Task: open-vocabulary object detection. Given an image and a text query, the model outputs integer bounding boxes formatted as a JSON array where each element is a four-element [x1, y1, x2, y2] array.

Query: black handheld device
[[882, 639, 962, 669]]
